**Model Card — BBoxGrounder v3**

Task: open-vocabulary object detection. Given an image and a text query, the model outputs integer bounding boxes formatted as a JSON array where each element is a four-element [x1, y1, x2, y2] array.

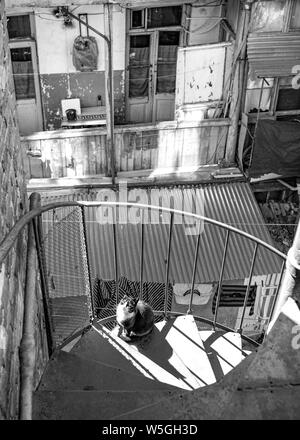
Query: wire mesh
[[41, 207, 91, 346]]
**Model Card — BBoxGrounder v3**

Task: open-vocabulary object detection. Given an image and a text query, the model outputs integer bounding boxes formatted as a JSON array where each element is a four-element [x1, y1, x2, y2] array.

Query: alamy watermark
[[291, 325, 300, 350], [94, 182, 205, 236], [292, 65, 300, 90]]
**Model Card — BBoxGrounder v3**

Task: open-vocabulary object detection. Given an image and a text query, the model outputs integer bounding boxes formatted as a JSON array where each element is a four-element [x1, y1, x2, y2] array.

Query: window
[[147, 6, 182, 29], [290, 1, 300, 29], [250, 0, 300, 33], [276, 77, 300, 112], [7, 15, 32, 39], [131, 9, 144, 29], [10, 47, 35, 100], [251, 0, 286, 32], [130, 6, 182, 30], [129, 35, 150, 98]]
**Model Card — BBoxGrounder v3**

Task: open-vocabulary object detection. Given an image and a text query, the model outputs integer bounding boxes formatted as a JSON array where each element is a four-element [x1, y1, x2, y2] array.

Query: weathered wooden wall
[[22, 120, 230, 179]]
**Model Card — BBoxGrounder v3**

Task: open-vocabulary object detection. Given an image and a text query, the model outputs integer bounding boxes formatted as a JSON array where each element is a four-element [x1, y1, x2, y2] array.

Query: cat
[[116, 295, 154, 340]]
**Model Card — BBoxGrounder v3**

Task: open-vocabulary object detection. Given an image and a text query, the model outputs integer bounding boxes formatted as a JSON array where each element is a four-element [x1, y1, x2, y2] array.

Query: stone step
[[37, 350, 182, 393]]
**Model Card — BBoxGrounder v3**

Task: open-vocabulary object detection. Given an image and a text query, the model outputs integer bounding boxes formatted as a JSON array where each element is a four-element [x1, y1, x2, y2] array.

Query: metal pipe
[[81, 206, 95, 319], [19, 208, 37, 420], [238, 242, 258, 333], [112, 208, 119, 305], [187, 221, 202, 315], [267, 260, 285, 328], [164, 212, 174, 319], [61, 6, 115, 183], [139, 210, 144, 300], [267, 219, 300, 333], [213, 229, 230, 328], [31, 194, 54, 356]]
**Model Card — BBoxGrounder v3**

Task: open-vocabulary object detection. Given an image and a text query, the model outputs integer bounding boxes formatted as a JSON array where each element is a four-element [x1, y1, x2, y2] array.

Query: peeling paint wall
[[5, 4, 127, 129]]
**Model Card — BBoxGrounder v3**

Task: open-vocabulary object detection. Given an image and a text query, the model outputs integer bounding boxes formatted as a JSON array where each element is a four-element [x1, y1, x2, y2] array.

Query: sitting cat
[[116, 295, 154, 340]]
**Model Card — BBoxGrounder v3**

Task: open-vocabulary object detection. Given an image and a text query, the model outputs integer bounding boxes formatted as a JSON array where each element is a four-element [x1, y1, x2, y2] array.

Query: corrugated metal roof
[[41, 182, 283, 285], [247, 32, 300, 77]]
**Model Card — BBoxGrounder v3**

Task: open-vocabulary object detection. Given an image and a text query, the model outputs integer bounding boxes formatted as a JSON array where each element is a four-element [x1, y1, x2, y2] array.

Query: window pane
[[131, 10, 144, 29], [147, 6, 182, 29], [156, 31, 179, 94], [10, 47, 35, 100], [276, 88, 300, 111], [250, 0, 286, 32], [7, 15, 31, 39], [129, 35, 150, 98], [290, 1, 300, 29]]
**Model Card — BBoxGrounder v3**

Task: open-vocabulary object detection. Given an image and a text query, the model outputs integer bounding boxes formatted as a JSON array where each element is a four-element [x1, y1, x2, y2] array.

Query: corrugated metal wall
[[247, 32, 300, 78], [40, 182, 283, 287]]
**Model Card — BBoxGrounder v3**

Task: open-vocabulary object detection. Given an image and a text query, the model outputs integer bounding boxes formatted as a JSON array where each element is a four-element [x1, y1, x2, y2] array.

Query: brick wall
[[0, 0, 48, 419]]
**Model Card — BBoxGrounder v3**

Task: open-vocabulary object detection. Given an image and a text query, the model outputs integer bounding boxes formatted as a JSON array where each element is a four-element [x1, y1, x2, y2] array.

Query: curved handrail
[[0, 200, 287, 264]]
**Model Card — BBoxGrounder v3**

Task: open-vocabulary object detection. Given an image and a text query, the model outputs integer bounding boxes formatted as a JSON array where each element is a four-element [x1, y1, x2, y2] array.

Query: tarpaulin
[[249, 119, 300, 178]]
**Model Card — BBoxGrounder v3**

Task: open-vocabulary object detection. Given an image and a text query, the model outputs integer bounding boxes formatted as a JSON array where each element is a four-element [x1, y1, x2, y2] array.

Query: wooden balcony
[[22, 119, 237, 187]]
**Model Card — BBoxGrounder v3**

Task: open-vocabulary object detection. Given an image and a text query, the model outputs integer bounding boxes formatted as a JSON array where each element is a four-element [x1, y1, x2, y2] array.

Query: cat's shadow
[[115, 320, 191, 384]]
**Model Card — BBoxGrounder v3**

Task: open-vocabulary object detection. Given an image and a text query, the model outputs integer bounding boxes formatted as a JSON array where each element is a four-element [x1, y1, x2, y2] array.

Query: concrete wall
[[0, 0, 48, 419], [6, 2, 233, 130], [34, 5, 126, 129]]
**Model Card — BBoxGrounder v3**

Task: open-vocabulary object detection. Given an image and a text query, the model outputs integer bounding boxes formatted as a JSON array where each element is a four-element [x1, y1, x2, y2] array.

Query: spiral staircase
[[2, 196, 300, 420], [33, 314, 252, 420]]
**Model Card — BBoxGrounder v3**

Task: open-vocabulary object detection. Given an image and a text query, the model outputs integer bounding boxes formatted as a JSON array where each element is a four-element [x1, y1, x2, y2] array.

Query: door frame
[[125, 6, 187, 124]]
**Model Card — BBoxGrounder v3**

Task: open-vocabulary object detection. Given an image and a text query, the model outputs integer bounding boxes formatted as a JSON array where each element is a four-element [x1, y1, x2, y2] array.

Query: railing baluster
[[81, 206, 95, 319], [112, 207, 119, 306], [139, 210, 144, 300], [213, 229, 230, 329], [187, 221, 202, 315], [268, 260, 285, 327], [238, 242, 258, 333], [164, 212, 174, 319]]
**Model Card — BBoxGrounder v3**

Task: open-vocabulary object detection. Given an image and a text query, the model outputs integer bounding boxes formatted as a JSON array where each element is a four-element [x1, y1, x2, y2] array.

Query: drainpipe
[[19, 197, 38, 420], [225, 1, 252, 163], [60, 6, 115, 184], [267, 220, 300, 334]]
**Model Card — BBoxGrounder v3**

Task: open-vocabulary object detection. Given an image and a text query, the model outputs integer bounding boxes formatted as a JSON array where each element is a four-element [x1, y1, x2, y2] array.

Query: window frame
[[6, 12, 36, 40], [129, 5, 184, 32]]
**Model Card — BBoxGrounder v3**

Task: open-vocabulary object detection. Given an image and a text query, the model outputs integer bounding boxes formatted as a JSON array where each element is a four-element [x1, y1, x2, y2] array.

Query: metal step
[[156, 315, 216, 386], [96, 320, 200, 390], [33, 389, 183, 420], [199, 330, 249, 380], [37, 350, 182, 393], [69, 326, 151, 378]]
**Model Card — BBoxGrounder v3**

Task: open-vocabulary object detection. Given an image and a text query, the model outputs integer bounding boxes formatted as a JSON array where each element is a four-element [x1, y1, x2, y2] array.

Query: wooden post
[[225, 1, 252, 163], [104, 3, 115, 184]]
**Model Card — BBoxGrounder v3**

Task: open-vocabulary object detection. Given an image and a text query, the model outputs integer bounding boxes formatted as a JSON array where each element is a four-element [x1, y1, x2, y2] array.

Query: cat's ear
[[133, 298, 139, 307]]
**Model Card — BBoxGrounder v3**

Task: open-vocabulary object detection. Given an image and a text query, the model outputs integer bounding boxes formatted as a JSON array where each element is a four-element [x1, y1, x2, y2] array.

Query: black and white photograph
[[0, 0, 300, 424]]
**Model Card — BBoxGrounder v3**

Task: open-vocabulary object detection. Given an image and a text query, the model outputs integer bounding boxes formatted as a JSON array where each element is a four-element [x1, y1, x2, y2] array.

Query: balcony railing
[[0, 196, 287, 351], [22, 119, 230, 180]]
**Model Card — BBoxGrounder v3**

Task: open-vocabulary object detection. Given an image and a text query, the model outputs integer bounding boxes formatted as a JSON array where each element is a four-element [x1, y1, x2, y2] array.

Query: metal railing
[[0, 198, 287, 351]]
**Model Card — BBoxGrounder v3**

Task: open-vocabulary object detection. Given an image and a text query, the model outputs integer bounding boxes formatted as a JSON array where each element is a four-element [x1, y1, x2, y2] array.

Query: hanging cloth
[[72, 35, 99, 72]]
